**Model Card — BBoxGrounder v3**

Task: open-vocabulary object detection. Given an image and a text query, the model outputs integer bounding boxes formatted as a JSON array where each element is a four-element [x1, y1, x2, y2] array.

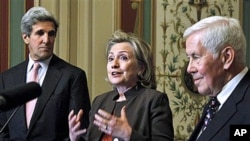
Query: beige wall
[[35, 0, 115, 100]]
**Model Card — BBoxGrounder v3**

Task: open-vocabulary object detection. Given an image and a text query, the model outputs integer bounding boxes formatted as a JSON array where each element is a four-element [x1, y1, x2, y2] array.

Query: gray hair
[[21, 7, 59, 37], [106, 30, 156, 89], [183, 16, 246, 64]]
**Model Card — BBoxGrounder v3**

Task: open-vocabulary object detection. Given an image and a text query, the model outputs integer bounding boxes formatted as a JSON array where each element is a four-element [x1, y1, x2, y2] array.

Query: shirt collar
[[27, 55, 53, 72], [217, 67, 248, 107]]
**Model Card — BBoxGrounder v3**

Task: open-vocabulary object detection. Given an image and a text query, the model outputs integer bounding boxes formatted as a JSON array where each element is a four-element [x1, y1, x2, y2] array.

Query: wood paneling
[[0, 0, 9, 72], [25, 0, 34, 59]]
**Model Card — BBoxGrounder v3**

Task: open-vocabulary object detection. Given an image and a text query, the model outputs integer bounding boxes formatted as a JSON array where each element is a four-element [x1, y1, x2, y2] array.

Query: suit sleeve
[[0, 74, 10, 139], [70, 70, 91, 129]]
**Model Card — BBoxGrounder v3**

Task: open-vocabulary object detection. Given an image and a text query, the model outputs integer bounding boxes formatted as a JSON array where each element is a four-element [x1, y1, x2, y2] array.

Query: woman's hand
[[93, 106, 132, 141], [68, 109, 86, 141]]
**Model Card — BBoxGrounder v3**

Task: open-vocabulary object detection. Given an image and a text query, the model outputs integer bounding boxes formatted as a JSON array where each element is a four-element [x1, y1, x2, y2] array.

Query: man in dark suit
[[0, 6, 91, 141], [183, 16, 250, 141]]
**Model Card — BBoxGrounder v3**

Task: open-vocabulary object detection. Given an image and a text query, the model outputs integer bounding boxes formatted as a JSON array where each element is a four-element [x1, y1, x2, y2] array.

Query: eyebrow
[[34, 28, 56, 32], [109, 50, 130, 54]]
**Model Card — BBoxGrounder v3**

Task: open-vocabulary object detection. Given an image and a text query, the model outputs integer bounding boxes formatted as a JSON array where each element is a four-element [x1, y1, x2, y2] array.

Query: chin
[[110, 81, 120, 85], [110, 80, 123, 86], [197, 88, 206, 95]]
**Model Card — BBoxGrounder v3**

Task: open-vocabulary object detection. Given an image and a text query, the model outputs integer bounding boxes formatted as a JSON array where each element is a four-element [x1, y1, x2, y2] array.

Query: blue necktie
[[202, 97, 220, 131]]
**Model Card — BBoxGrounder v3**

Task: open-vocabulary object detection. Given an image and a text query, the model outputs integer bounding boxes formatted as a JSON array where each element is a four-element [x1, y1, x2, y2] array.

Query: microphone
[[0, 82, 42, 111]]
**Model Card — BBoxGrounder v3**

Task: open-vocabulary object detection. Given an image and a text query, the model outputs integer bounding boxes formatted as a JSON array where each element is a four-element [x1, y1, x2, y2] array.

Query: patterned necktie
[[202, 96, 220, 131], [26, 62, 40, 128]]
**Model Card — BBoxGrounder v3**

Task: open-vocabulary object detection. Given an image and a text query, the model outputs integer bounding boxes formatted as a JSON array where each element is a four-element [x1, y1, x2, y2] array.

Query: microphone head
[[0, 82, 42, 111]]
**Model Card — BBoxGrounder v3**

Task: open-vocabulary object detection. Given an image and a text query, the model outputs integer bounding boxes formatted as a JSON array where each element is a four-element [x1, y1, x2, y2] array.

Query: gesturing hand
[[93, 106, 132, 141], [68, 109, 86, 141]]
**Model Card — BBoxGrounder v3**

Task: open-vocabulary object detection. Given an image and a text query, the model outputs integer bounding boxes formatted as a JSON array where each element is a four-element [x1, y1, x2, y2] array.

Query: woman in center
[[69, 30, 174, 141]]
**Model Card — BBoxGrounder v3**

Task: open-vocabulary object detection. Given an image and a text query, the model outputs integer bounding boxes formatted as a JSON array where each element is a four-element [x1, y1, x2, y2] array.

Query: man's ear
[[22, 34, 29, 44], [222, 46, 234, 70]]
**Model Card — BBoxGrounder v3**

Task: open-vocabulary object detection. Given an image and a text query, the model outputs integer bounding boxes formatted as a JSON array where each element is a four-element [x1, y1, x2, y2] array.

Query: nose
[[111, 59, 119, 69], [186, 59, 195, 74], [42, 33, 49, 44]]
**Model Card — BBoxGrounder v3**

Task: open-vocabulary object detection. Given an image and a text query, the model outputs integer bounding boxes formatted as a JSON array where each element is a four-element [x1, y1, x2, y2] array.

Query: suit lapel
[[197, 70, 250, 140], [197, 99, 237, 141], [188, 109, 207, 141], [27, 56, 63, 133], [3, 61, 28, 86], [97, 92, 117, 140], [104, 92, 117, 114]]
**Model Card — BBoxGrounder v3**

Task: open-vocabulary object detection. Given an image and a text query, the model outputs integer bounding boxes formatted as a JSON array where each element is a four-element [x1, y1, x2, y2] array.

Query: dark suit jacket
[[189, 69, 250, 141], [0, 55, 91, 141], [85, 84, 174, 141]]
